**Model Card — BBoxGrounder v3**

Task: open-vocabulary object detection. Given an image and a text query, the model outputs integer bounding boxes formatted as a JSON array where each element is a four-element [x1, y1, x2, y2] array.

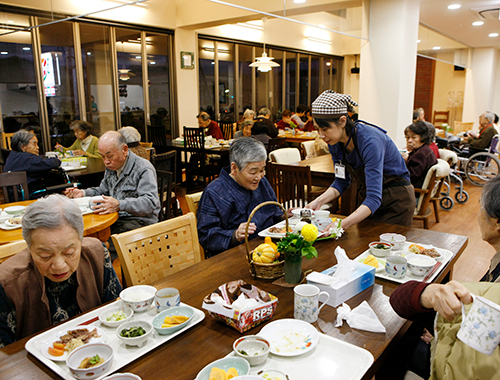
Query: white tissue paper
[[306, 271, 340, 286], [331, 246, 356, 282], [335, 301, 386, 333]]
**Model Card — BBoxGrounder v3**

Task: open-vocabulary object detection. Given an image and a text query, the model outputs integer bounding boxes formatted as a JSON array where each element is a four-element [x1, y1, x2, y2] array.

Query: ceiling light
[[489, 33, 499, 37], [472, 21, 484, 26], [318, 24, 326, 28], [433, 46, 441, 50], [305, 36, 332, 45], [447, 4, 461, 10], [249, 17, 280, 72], [211, 62, 215, 65], [87, 52, 92, 55], [135, 55, 141, 59], [326, 62, 331, 66], [293, 0, 306, 3], [0, 52, 8, 55], [202, 47, 231, 54], [23, 47, 30, 50], [118, 68, 134, 81], [150, 61, 156, 65]]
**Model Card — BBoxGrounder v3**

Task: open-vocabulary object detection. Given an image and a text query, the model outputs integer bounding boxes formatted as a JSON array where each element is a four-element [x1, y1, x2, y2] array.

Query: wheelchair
[[436, 134, 500, 187]]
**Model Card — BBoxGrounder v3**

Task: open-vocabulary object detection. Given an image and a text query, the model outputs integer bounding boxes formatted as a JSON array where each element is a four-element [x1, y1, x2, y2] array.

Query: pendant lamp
[[249, 17, 280, 73]]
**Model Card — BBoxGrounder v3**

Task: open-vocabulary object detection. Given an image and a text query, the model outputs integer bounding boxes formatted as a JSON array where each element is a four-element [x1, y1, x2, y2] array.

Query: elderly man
[[465, 111, 497, 150], [65, 131, 160, 236], [197, 111, 223, 140], [197, 138, 283, 257], [253, 107, 278, 137]]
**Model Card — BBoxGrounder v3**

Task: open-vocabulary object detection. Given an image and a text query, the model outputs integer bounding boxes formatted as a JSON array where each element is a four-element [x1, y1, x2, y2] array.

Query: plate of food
[[4, 217, 23, 227], [259, 319, 319, 357], [40, 326, 106, 362], [258, 221, 293, 238]]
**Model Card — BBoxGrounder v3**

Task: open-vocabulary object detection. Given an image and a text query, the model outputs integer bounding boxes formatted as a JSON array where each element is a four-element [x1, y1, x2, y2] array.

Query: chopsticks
[[423, 261, 442, 282], [78, 316, 99, 326]]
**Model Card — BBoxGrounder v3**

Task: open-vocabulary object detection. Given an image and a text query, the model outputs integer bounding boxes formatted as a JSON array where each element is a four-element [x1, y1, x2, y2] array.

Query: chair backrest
[[185, 191, 203, 216], [111, 212, 202, 286], [267, 137, 286, 155], [267, 162, 312, 209], [152, 150, 177, 183], [269, 147, 301, 164], [0, 171, 29, 203], [147, 125, 168, 154], [0, 240, 27, 264], [220, 121, 234, 140], [300, 140, 315, 159], [489, 134, 500, 154], [156, 170, 173, 221], [433, 111, 450, 126], [453, 121, 473, 135], [183, 127, 205, 150], [438, 149, 458, 165], [415, 159, 450, 213], [139, 142, 153, 148], [1, 132, 15, 150]]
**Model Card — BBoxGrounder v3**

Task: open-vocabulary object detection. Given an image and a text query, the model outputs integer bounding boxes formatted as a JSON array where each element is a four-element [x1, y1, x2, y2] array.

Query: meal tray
[[224, 332, 374, 380], [355, 241, 453, 284], [25, 300, 205, 380]]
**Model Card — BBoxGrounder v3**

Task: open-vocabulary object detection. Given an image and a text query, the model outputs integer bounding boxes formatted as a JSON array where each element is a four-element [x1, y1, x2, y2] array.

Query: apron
[[341, 125, 416, 227]]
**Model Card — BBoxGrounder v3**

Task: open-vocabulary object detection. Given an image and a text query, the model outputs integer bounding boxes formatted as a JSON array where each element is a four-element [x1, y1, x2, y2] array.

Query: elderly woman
[[4, 130, 60, 197], [197, 138, 283, 257], [234, 119, 253, 139], [118, 126, 150, 160], [0, 195, 122, 347], [55, 120, 100, 158], [402, 120, 438, 189]]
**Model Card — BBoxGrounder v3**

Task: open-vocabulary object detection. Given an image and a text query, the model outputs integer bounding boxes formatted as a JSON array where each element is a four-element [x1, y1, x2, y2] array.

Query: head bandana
[[312, 90, 359, 119]]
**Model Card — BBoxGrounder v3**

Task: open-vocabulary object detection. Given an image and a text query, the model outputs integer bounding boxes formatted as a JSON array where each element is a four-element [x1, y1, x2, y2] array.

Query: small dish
[[119, 285, 156, 312], [152, 305, 194, 335], [4, 206, 26, 215], [66, 342, 114, 380], [102, 374, 142, 380], [116, 320, 153, 347], [5, 217, 23, 227], [407, 253, 437, 277], [368, 241, 392, 257], [195, 357, 250, 380], [233, 335, 270, 366], [379, 233, 406, 250], [257, 369, 288, 380], [99, 307, 133, 328]]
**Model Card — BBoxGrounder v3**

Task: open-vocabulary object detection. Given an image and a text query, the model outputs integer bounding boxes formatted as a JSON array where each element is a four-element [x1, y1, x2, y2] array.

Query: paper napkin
[[335, 301, 386, 333]]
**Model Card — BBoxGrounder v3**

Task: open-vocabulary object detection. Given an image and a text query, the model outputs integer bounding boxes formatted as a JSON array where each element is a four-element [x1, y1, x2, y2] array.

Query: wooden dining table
[[0, 219, 467, 380], [0, 200, 118, 244], [279, 131, 316, 144]]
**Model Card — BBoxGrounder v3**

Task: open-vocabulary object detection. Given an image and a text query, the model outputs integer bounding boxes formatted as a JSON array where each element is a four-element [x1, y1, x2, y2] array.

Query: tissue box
[[202, 280, 278, 333], [307, 261, 375, 307]]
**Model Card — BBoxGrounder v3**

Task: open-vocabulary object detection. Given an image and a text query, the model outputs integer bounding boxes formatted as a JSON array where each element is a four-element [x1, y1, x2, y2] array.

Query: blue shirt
[[197, 167, 283, 256], [329, 121, 410, 213]]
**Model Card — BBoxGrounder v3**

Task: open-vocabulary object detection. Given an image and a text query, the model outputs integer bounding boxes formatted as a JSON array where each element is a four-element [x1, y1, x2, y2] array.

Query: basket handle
[[244, 201, 288, 265]]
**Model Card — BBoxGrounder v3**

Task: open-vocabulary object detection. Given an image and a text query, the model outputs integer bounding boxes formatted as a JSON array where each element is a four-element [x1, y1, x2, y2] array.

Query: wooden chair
[[433, 111, 450, 127], [139, 142, 153, 148], [267, 162, 313, 209], [183, 127, 219, 189], [413, 160, 450, 229], [1, 132, 15, 150], [300, 140, 315, 159], [156, 170, 173, 221], [111, 212, 203, 287], [453, 121, 474, 135], [147, 125, 168, 154], [0, 171, 29, 203], [267, 137, 286, 156], [152, 150, 177, 184], [185, 191, 204, 258], [220, 120, 234, 140], [269, 147, 301, 164], [0, 240, 27, 264]]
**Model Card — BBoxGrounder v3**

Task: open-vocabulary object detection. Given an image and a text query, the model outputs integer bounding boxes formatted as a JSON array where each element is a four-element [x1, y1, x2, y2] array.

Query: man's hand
[[64, 188, 85, 198], [235, 222, 256, 242], [420, 280, 472, 321], [91, 195, 120, 214]]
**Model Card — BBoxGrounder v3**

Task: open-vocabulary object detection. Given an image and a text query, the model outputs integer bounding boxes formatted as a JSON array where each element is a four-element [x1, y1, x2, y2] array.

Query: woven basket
[[245, 201, 288, 280]]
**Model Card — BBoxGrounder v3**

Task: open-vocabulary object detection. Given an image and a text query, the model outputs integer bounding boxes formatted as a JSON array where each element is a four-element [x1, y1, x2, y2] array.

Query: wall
[[414, 56, 434, 119], [342, 55, 360, 104]]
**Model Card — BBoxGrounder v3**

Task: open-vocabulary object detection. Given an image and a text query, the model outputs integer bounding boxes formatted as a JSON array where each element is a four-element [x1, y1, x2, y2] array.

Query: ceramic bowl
[[116, 320, 153, 347], [407, 254, 437, 277], [368, 241, 392, 257], [66, 342, 114, 380], [4, 206, 25, 215], [379, 233, 406, 250], [152, 305, 194, 335], [257, 369, 288, 380], [313, 210, 329, 219], [233, 335, 270, 366], [119, 285, 156, 312], [195, 357, 250, 380], [102, 374, 142, 380], [99, 306, 133, 328]]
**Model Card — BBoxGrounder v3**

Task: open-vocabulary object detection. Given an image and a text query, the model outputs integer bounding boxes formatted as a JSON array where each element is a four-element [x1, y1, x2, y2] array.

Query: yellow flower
[[301, 224, 318, 242]]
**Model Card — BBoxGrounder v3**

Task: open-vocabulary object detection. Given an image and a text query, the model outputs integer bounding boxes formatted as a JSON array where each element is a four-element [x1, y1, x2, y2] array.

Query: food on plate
[[268, 226, 292, 234], [374, 243, 390, 250], [123, 289, 153, 301], [420, 248, 440, 258], [106, 310, 127, 322], [65, 338, 84, 352], [78, 354, 105, 369], [161, 315, 190, 328], [408, 244, 425, 254], [48, 342, 65, 356], [252, 243, 277, 263], [363, 255, 379, 268], [7, 217, 22, 225], [209, 367, 239, 380], [120, 326, 146, 338], [53, 328, 100, 354]]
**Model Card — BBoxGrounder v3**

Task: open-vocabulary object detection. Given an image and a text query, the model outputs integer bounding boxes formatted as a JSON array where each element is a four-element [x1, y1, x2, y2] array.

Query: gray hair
[[484, 112, 495, 124], [244, 109, 255, 119], [70, 120, 93, 135], [230, 137, 267, 170], [118, 126, 141, 143], [239, 119, 254, 131], [481, 175, 500, 220], [197, 112, 210, 121], [100, 131, 127, 149], [22, 194, 84, 246], [11, 130, 35, 152], [258, 108, 271, 116]]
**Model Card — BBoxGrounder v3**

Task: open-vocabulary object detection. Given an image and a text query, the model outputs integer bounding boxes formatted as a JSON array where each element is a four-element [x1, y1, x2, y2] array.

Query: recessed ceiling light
[[318, 24, 326, 28], [472, 21, 484, 26], [23, 47, 30, 51], [0, 52, 8, 55], [211, 62, 215, 65], [417, 39, 421, 43], [293, 0, 306, 3], [489, 33, 499, 37], [447, 4, 461, 10], [433, 46, 441, 50], [326, 62, 331, 66], [87, 52, 92, 55]]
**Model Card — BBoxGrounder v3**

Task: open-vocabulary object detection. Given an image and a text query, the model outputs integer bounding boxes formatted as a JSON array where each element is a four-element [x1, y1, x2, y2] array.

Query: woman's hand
[[64, 188, 84, 198], [420, 280, 472, 321], [235, 222, 256, 242], [72, 149, 85, 156], [401, 152, 409, 161]]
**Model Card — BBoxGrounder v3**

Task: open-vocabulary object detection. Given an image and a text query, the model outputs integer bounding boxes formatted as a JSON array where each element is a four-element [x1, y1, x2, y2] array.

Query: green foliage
[[277, 232, 318, 260]]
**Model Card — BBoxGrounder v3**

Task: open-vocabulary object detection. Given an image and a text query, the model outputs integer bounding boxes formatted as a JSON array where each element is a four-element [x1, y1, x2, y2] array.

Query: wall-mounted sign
[[41, 52, 58, 97], [181, 51, 194, 69]]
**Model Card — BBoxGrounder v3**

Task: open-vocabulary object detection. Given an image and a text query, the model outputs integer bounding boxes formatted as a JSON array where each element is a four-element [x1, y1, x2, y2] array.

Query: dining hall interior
[[1, 1, 500, 380]]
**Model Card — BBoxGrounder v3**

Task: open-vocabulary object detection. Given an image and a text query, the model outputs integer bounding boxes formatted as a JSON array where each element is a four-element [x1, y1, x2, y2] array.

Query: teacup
[[294, 284, 330, 323], [89, 196, 104, 210], [313, 218, 331, 231], [155, 287, 180, 313], [457, 294, 500, 355], [313, 210, 329, 219], [385, 255, 407, 278]]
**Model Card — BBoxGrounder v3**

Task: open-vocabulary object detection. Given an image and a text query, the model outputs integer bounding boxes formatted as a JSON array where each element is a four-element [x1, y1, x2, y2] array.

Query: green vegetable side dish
[[120, 326, 146, 338], [89, 355, 101, 366], [107, 310, 126, 322], [238, 349, 248, 355], [375, 244, 390, 249]]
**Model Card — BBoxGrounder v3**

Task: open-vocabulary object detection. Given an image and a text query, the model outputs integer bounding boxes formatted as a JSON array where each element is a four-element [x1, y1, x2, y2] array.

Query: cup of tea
[[457, 294, 500, 355], [294, 284, 330, 323], [89, 196, 104, 210], [155, 287, 180, 313], [385, 255, 407, 278]]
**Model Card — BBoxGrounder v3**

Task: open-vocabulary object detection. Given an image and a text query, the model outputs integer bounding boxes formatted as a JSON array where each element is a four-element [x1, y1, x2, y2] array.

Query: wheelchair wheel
[[440, 197, 454, 210], [455, 191, 469, 204], [465, 152, 500, 186]]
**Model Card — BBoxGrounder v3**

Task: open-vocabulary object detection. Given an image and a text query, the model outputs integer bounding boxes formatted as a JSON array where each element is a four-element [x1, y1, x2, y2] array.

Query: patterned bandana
[[312, 90, 359, 119]]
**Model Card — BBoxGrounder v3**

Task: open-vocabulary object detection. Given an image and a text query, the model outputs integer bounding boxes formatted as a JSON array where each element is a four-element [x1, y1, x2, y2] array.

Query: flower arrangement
[[277, 223, 319, 259]]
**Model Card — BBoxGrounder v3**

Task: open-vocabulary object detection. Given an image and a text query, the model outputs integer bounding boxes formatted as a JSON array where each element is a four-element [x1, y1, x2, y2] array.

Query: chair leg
[[432, 200, 440, 223], [423, 217, 429, 230]]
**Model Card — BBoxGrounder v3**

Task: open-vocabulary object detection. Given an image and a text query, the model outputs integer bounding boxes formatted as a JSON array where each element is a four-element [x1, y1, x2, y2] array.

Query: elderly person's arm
[[101, 244, 122, 302], [116, 167, 159, 217], [0, 285, 16, 348], [469, 127, 496, 149]]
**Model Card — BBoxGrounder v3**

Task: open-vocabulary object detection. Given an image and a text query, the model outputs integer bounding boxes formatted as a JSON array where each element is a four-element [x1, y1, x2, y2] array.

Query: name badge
[[335, 163, 345, 179]]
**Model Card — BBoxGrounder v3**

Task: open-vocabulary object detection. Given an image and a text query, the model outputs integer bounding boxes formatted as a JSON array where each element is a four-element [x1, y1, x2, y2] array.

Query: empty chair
[[433, 111, 449, 127], [453, 122, 474, 135], [267, 162, 313, 209], [1, 132, 15, 150], [0, 240, 27, 264], [300, 140, 315, 159], [147, 125, 168, 154], [152, 150, 177, 184], [269, 147, 301, 164], [183, 127, 219, 188], [267, 137, 286, 156], [0, 171, 29, 203], [111, 212, 203, 287], [156, 170, 173, 221]]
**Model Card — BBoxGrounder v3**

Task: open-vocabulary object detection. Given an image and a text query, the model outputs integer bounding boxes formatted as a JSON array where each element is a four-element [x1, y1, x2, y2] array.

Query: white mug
[[155, 287, 180, 313], [457, 294, 500, 355], [89, 195, 104, 210], [294, 284, 330, 323]]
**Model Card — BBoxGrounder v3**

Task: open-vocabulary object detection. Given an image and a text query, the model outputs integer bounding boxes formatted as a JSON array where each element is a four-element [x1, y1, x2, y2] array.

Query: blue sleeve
[[328, 145, 352, 195], [30, 155, 61, 171], [101, 244, 122, 302], [358, 137, 385, 213], [0, 284, 16, 348]]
